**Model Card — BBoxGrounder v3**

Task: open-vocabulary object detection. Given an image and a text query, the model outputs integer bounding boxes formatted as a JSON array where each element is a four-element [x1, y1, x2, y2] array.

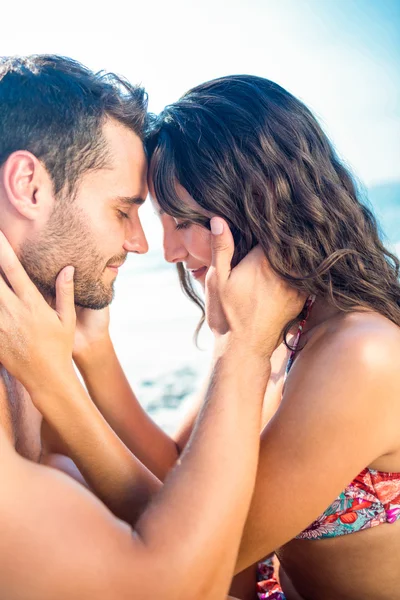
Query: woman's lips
[[189, 266, 207, 279]]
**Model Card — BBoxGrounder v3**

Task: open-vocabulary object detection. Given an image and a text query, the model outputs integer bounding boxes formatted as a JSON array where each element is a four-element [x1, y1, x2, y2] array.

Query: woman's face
[[149, 181, 212, 288]]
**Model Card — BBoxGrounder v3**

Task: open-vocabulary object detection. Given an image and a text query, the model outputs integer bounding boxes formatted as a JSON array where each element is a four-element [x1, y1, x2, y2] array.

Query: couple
[[0, 55, 399, 600]]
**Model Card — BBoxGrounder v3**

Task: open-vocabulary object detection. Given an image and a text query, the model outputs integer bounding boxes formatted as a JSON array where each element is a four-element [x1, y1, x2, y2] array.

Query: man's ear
[[2, 151, 53, 220]]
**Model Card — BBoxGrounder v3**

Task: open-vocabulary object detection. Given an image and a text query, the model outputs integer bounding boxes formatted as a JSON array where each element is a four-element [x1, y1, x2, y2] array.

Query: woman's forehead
[[148, 176, 213, 219]]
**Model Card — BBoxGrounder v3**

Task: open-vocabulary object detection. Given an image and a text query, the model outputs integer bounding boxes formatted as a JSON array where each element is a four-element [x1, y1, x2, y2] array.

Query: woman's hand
[[206, 218, 306, 358], [0, 231, 77, 398]]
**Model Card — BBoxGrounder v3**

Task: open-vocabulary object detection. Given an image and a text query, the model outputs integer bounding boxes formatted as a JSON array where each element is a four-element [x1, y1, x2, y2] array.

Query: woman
[[143, 75, 400, 599], [2, 75, 400, 599]]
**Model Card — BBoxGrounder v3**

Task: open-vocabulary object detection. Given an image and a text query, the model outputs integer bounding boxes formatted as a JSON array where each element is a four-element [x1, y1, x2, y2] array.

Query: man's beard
[[19, 202, 120, 310]]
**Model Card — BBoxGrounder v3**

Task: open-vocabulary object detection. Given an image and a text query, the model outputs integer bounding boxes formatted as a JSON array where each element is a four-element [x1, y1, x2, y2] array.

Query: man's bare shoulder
[[0, 428, 149, 600]]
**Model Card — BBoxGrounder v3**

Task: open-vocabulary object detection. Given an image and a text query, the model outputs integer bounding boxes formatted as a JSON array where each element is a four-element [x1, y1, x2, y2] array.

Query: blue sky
[[2, 0, 399, 187]]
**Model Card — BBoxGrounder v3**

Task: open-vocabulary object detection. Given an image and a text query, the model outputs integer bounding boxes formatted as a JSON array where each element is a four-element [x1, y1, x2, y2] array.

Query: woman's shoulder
[[306, 310, 400, 370], [284, 310, 400, 460], [281, 310, 399, 435], [285, 310, 400, 412]]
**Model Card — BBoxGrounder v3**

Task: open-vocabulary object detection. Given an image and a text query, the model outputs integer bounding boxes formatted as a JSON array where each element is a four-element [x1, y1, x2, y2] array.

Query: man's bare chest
[[0, 366, 43, 462]]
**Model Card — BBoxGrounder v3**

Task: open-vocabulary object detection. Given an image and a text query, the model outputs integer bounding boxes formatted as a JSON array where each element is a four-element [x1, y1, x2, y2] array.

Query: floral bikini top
[[287, 296, 400, 540]]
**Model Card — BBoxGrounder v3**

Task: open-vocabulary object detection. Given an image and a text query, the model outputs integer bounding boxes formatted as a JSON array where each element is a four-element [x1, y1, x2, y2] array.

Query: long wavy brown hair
[[146, 75, 400, 342]]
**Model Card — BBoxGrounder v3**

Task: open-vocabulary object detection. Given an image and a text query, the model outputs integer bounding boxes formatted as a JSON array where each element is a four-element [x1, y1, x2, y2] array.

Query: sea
[[109, 181, 400, 433]]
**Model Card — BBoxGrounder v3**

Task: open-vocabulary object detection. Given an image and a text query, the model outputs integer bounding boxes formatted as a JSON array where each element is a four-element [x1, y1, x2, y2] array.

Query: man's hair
[[0, 54, 148, 196]]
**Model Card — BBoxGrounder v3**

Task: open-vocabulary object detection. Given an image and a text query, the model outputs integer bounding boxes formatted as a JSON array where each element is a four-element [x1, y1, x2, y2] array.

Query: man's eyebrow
[[115, 196, 146, 207]]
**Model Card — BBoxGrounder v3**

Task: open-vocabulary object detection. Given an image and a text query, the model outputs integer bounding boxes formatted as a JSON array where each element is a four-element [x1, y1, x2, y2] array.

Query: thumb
[[209, 217, 234, 283], [55, 266, 76, 330]]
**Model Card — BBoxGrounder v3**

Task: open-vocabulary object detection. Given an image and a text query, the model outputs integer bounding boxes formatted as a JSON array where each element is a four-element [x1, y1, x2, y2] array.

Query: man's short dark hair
[[0, 54, 148, 196]]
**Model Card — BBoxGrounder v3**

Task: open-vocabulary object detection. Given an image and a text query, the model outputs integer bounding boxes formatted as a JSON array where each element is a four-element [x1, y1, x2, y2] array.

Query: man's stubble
[[19, 201, 117, 310]]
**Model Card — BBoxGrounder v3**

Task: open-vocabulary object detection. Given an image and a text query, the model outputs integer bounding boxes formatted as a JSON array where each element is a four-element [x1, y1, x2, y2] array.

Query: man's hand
[[206, 217, 306, 358]]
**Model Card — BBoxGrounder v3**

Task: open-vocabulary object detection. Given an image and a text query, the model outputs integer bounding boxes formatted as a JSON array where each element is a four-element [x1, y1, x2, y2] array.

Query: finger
[[55, 267, 76, 330], [208, 217, 235, 283], [0, 271, 17, 308], [0, 231, 40, 300]]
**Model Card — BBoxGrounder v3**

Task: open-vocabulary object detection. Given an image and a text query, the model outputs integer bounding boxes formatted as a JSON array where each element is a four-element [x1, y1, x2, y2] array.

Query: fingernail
[[210, 218, 224, 235], [64, 266, 75, 282]]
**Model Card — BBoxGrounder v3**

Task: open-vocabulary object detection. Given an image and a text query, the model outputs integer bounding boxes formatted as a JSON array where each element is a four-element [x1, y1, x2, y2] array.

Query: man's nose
[[123, 219, 149, 254]]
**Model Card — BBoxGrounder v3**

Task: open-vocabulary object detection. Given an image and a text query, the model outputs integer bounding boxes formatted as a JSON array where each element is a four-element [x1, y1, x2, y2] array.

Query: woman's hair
[[146, 75, 400, 342]]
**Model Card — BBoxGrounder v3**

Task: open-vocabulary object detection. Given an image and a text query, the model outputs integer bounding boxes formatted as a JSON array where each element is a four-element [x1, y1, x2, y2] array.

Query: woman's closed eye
[[175, 220, 191, 231]]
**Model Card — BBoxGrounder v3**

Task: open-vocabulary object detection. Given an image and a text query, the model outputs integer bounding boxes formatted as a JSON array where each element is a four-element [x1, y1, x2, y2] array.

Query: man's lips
[[107, 257, 127, 271], [107, 262, 125, 274]]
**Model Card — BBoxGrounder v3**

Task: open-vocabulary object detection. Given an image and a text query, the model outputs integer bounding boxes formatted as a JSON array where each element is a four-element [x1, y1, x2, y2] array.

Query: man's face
[[19, 119, 149, 309]]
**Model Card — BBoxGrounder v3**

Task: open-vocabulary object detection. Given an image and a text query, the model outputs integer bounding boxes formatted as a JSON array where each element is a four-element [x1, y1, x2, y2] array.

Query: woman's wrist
[[213, 331, 277, 362], [73, 335, 115, 371], [212, 336, 272, 387]]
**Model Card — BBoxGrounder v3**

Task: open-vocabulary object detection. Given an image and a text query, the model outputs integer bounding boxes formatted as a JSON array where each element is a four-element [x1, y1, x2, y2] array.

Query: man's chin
[[74, 298, 113, 310], [24, 269, 115, 311], [74, 286, 115, 310]]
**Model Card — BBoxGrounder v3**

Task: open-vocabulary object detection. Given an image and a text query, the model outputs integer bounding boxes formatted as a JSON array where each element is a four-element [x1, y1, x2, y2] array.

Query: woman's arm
[[36, 369, 164, 524], [73, 333, 200, 480]]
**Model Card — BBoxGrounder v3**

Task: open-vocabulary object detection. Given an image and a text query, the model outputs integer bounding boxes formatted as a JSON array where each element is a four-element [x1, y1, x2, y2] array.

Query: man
[[0, 55, 299, 599], [0, 55, 149, 469]]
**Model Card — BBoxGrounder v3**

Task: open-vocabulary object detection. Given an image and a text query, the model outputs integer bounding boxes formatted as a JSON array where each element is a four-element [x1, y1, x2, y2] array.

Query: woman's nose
[[163, 227, 188, 264]]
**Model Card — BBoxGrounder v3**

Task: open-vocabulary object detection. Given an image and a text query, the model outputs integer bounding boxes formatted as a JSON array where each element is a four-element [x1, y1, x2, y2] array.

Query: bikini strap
[[285, 294, 316, 377]]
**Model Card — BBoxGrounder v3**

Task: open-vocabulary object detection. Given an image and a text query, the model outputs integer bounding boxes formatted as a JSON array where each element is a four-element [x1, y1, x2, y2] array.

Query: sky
[[2, 0, 399, 191]]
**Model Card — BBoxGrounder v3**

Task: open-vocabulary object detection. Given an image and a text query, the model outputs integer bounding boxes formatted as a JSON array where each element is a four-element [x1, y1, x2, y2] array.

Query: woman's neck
[[301, 296, 341, 338]]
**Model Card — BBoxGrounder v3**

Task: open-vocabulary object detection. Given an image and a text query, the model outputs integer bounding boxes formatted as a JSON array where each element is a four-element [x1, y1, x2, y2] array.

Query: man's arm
[[0, 341, 269, 600]]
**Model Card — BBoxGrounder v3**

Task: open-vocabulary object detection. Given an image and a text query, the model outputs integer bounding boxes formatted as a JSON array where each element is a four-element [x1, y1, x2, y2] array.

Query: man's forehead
[[103, 119, 147, 168], [75, 158, 148, 208], [100, 120, 148, 200]]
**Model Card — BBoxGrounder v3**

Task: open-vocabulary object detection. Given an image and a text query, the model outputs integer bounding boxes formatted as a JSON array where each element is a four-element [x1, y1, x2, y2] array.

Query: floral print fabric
[[297, 467, 400, 539], [257, 557, 286, 600], [256, 471, 400, 598]]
